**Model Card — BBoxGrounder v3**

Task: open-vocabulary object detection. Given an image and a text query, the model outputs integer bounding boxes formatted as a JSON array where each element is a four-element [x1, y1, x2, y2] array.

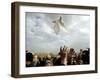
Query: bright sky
[[25, 12, 90, 54]]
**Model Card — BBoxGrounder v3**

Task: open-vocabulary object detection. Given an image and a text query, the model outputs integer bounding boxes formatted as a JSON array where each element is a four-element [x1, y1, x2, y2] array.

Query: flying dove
[[52, 16, 65, 34]]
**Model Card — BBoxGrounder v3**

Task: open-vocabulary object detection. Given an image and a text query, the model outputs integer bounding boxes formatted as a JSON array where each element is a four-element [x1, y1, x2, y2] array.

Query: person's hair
[[26, 52, 33, 62], [69, 48, 74, 53]]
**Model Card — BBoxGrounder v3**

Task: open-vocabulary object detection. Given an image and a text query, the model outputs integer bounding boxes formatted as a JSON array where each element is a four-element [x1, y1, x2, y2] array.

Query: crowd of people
[[26, 46, 90, 67]]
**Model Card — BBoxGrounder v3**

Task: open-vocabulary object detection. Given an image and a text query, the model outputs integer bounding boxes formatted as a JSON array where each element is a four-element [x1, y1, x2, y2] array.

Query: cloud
[[25, 12, 90, 54]]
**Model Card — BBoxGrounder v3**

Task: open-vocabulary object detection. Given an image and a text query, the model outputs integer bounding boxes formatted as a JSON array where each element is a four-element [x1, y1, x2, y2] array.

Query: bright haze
[[25, 12, 90, 54]]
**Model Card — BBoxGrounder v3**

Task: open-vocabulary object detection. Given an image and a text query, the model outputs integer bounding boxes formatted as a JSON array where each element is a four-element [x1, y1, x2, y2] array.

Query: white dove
[[52, 16, 67, 34]]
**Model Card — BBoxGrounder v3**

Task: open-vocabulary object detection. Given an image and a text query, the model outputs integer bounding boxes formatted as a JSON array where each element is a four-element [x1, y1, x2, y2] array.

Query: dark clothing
[[82, 50, 90, 64], [54, 58, 64, 66], [39, 60, 45, 66]]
